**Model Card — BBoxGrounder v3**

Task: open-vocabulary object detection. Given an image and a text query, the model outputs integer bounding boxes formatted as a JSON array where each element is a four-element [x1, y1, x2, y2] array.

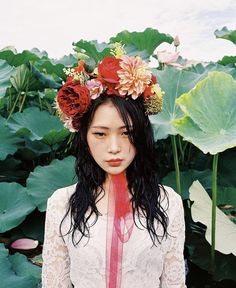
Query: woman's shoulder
[[47, 183, 77, 206], [162, 185, 182, 201], [160, 185, 183, 217]]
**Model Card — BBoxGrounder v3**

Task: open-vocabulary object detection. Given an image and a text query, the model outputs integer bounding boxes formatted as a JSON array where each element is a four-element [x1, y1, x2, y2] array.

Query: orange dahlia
[[117, 55, 152, 99]]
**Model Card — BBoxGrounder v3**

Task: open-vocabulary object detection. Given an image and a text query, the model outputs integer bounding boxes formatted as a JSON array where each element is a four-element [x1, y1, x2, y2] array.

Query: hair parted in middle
[[60, 93, 169, 247]]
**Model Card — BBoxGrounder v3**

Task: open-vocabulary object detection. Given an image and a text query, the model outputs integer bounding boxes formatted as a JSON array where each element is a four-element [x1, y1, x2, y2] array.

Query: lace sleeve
[[42, 190, 72, 288], [160, 194, 186, 288]]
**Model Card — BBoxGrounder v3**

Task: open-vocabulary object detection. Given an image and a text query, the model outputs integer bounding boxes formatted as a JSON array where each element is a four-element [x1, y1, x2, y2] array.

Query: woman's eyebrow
[[90, 125, 132, 129], [90, 126, 109, 129]]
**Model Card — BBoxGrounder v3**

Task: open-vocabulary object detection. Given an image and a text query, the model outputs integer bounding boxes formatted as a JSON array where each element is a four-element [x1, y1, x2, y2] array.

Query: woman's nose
[[108, 136, 121, 154]]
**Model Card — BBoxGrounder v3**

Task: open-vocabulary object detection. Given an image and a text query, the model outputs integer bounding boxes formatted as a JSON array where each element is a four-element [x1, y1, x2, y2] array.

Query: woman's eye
[[122, 131, 129, 136], [93, 132, 105, 137]]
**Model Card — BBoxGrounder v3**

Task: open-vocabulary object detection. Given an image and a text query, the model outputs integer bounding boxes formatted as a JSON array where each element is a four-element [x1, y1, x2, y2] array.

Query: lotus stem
[[178, 136, 184, 163], [210, 153, 219, 275], [7, 91, 21, 120], [171, 135, 181, 195], [19, 92, 27, 112]]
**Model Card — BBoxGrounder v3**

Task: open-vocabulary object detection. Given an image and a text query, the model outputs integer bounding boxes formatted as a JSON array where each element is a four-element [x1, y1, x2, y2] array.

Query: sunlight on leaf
[[173, 71, 236, 154]]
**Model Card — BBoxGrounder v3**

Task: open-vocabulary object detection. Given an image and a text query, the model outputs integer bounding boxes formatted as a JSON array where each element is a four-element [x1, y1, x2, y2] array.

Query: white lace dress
[[42, 184, 186, 288]]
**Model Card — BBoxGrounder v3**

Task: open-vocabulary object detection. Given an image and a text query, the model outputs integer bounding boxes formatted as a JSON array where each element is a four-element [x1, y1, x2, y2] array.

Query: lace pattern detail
[[42, 186, 74, 288], [42, 185, 186, 288]]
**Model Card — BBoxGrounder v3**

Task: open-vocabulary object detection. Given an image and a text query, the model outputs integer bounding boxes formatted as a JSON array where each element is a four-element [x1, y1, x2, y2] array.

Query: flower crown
[[56, 44, 164, 132]]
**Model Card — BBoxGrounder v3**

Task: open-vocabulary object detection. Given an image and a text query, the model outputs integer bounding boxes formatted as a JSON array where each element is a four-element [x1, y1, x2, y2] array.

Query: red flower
[[57, 81, 91, 117], [143, 86, 153, 98], [105, 83, 122, 96], [98, 56, 121, 83]]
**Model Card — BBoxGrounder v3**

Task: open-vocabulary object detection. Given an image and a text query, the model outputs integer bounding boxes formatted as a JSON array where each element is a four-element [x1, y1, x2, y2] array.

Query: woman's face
[[87, 101, 136, 175]]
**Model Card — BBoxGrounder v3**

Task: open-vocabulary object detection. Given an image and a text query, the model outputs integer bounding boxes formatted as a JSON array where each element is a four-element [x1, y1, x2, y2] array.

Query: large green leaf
[[217, 186, 236, 206], [30, 47, 48, 58], [7, 61, 61, 93], [215, 26, 236, 45], [173, 71, 236, 154], [110, 28, 173, 55], [73, 40, 111, 64], [0, 117, 23, 160], [10, 64, 32, 92], [186, 62, 236, 80], [0, 182, 35, 232], [218, 56, 236, 66], [0, 49, 40, 67], [22, 138, 52, 158], [9, 251, 41, 281], [26, 156, 77, 211], [34, 58, 66, 81], [31, 64, 61, 89], [7, 107, 70, 145], [162, 169, 212, 200], [149, 67, 205, 140], [0, 59, 16, 97], [0, 244, 40, 288], [9, 63, 47, 93], [51, 54, 77, 67], [189, 180, 236, 256]]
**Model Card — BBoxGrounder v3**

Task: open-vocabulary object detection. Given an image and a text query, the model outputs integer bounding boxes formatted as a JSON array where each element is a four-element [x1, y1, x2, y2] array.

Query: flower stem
[[171, 135, 181, 195], [19, 93, 26, 112], [7, 91, 21, 120], [210, 153, 219, 275]]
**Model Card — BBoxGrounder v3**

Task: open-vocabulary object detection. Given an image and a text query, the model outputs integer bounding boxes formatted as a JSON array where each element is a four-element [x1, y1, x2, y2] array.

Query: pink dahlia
[[117, 55, 152, 99], [86, 79, 104, 99]]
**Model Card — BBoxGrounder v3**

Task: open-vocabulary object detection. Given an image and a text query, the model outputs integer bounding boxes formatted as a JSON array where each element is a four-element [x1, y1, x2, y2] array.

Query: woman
[[42, 48, 186, 288]]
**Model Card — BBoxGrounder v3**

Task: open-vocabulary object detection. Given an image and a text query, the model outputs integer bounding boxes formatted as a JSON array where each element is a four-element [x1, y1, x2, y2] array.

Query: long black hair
[[60, 93, 169, 246]]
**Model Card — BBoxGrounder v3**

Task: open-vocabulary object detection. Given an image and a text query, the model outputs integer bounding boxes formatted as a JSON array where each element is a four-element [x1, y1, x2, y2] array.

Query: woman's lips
[[106, 159, 122, 167]]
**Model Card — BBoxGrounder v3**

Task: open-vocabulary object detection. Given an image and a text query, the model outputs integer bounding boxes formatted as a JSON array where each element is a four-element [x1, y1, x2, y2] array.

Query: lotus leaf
[[0, 182, 35, 233], [31, 64, 61, 89], [162, 169, 212, 200], [189, 180, 236, 256], [26, 156, 77, 211], [217, 186, 236, 206], [0, 117, 23, 160], [215, 26, 236, 45], [0, 59, 16, 97], [110, 28, 173, 55], [149, 67, 205, 140], [73, 40, 111, 63], [0, 244, 40, 288], [218, 56, 236, 66], [173, 71, 236, 154], [10, 64, 32, 92], [50, 53, 77, 67], [34, 58, 67, 81], [0, 49, 39, 67], [7, 107, 70, 145]]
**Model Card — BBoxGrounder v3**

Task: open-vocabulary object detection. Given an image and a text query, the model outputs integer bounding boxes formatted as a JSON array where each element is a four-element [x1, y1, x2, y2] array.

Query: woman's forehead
[[90, 102, 131, 127]]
